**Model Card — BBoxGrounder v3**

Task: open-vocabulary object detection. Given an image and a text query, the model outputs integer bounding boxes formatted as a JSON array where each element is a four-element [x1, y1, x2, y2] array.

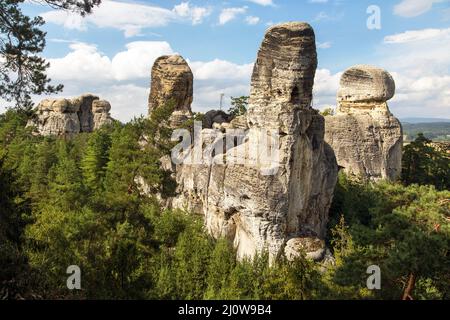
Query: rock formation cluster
[[324, 65, 403, 181], [28, 94, 113, 136], [148, 55, 193, 127], [149, 22, 339, 260]]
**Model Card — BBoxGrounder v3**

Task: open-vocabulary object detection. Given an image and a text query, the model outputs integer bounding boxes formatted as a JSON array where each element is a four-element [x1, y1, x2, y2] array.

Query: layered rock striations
[[28, 94, 113, 136], [165, 22, 338, 260], [324, 65, 403, 181], [148, 55, 193, 127]]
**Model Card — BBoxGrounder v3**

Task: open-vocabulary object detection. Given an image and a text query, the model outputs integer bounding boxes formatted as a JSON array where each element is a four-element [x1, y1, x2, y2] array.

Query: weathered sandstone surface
[[157, 22, 339, 260], [324, 65, 403, 181], [148, 55, 193, 127], [28, 94, 113, 136]]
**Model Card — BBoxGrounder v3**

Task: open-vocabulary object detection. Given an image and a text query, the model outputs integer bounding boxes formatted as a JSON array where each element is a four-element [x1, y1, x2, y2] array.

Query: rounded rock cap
[[338, 65, 395, 103], [265, 21, 315, 41], [92, 100, 111, 113]]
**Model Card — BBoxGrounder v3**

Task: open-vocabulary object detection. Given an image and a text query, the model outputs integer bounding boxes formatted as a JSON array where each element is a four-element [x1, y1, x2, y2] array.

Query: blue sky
[[4, 0, 450, 121]]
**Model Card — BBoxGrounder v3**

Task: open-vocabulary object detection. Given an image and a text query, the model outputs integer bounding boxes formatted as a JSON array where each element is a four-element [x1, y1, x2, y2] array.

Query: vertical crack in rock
[[169, 22, 338, 261], [324, 65, 403, 181]]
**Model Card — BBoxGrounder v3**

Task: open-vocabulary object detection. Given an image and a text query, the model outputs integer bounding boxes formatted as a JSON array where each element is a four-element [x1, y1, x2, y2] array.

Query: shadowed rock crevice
[[157, 22, 339, 261]]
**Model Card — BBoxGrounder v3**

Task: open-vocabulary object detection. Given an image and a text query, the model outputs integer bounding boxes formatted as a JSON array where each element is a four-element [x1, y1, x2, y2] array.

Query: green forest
[[402, 122, 450, 142], [1, 105, 449, 300], [1, 0, 450, 301]]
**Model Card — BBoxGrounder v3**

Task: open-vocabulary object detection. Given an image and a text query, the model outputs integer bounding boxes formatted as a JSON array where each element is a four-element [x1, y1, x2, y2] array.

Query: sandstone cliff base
[[165, 22, 339, 261]]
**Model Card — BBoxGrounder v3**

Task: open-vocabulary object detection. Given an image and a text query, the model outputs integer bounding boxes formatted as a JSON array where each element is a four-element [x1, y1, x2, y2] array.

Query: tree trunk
[[402, 273, 416, 300]]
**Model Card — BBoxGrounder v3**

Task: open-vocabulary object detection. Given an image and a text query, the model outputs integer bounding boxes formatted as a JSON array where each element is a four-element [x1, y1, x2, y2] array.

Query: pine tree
[[0, 0, 101, 109], [81, 130, 111, 192], [204, 239, 236, 299], [48, 140, 84, 211]]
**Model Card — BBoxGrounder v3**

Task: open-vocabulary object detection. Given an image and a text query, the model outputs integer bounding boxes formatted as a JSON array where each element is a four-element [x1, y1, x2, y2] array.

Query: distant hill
[[400, 117, 450, 124], [402, 122, 450, 142]]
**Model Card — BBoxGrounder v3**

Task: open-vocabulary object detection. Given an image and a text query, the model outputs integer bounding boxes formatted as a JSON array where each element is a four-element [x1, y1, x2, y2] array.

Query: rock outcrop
[[324, 65, 403, 181], [148, 55, 193, 127], [167, 22, 338, 260], [202, 110, 233, 129], [28, 94, 113, 136]]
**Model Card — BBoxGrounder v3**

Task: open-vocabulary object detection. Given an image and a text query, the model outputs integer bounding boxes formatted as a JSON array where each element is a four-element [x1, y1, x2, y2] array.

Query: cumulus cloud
[[41, 1, 211, 37], [219, 7, 248, 25], [393, 0, 446, 18], [47, 41, 174, 83], [111, 42, 174, 80], [40, 41, 173, 121], [379, 27, 450, 118], [189, 60, 253, 111], [30, 41, 255, 121], [312, 68, 341, 109], [190, 60, 253, 81]]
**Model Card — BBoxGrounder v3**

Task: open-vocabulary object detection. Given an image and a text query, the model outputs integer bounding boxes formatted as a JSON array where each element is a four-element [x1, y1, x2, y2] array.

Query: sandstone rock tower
[[324, 65, 403, 181], [148, 55, 193, 126], [28, 94, 113, 136], [172, 22, 338, 260]]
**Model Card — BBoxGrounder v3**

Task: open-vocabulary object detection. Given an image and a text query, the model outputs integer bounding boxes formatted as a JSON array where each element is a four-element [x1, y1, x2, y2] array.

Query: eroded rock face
[[28, 94, 113, 136], [171, 22, 338, 260], [325, 65, 403, 181], [148, 55, 193, 126]]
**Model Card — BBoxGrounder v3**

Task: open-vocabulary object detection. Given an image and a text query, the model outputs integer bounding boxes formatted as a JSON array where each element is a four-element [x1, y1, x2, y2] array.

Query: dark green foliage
[[0, 0, 101, 109], [228, 96, 248, 117], [320, 107, 335, 116], [402, 133, 450, 190], [1, 106, 449, 300], [81, 129, 111, 192], [402, 122, 450, 142], [326, 173, 450, 300]]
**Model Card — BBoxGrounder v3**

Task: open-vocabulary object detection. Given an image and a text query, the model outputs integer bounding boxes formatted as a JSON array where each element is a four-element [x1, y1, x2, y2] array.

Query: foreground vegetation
[[0, 108, 449, 300]]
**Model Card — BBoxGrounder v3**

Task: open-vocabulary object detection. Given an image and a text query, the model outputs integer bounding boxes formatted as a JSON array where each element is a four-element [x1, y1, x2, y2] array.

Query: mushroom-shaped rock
[[338, 65, 395, 105], [324, 65, 403, 181]]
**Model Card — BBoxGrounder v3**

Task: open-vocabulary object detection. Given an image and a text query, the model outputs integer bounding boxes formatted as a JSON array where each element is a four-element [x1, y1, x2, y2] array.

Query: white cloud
[[379, 27, 450, 118], [309, 0, 329, 3], [312, 68, 342, 109], [47, 41, 174, 83], [247, 0, 274, 6], [39, 41, 174, 121], [393, 0, 446, 18], [111, 42, 174, 80], [29, 41, 254, 120], [219, 7, 248, 25], [190, 60, 253, 111], [47, 42, 113, 83], [173, 2, 212, 25], [245, 16, 261, 25], [190, 59, 253, 81], [384, 27, 450, 43], [41, 1, 211, 37], [317, 41, 332, 49]]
